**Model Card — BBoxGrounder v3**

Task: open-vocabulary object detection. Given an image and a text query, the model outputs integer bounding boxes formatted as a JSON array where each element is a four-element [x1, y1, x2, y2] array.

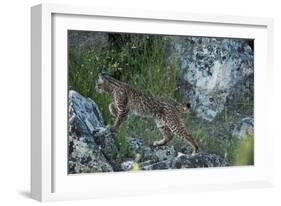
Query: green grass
[[69, 34, 181, 156], [68, 32, 254, 166], [69, 34, 181, 123], [68, 47, 113, 121], [233, 134, 254, 165]]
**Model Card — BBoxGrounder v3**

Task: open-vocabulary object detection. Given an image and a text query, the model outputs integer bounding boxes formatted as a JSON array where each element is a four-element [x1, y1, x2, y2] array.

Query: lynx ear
[[98, 72, 103, 79], [98, 71, 107, 77], [101, 71, 108, 76], [100, 71, 111, 80], [97, 73, 105, 83]]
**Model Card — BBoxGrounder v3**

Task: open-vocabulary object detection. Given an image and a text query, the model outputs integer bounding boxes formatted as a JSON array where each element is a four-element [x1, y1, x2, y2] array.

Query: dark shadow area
[[18, 190, 31, 198]]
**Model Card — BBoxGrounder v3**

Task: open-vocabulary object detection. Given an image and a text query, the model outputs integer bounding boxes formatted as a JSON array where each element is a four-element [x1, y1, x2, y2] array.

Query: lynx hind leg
[[180, 128, 199, 155], [153, 126, 173, 147], [166, 114, 199, 155], [109, 102, 117, 117]]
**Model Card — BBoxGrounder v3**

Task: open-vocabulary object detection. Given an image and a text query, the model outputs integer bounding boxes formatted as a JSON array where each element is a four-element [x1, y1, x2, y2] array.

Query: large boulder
[[68, 137, 113, 173], [122, 137, 226, 171], [127, 137, 177, 162], [232, 117, 254, 139], [68, 31, 108, 53], [122, 151, 226, 171], [170, 152, 226, 169], [168, 37, 254, 121], [69, 90, 104, 134], [93, 127, 123, 170], [68, 90, 118, 173], [68, 90, 227, 173]]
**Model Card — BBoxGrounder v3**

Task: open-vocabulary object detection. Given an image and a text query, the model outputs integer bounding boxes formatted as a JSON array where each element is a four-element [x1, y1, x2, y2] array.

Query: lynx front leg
[[109, 92, 128, 133], [108, 102, 117, 117], [153, 126, 173, 147], [110, 109, 128, 132]]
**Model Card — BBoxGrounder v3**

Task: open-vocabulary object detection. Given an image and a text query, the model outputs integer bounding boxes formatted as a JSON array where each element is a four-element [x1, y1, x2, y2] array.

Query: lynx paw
[[191, 151, 197, 156], [152, 140, 164, 147], [152, 142, 158, 147], [191, 146, 199, 156], [106, 125, 117, 133]]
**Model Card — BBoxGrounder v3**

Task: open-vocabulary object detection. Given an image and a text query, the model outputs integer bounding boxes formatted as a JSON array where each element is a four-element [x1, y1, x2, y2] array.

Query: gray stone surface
[[68, 90, 114, 173], [68, 137, 113, 173], [126, 137, 225, 170], [171, 152, 226, 169], [68, 90, 227, 173], [121, 160, 135, 171], [140, 152, 225, 170], [69, 90, 104, 134], [168, 37, 254, 121], [232, 117, 254, 139], [68, 31, 108, 53]]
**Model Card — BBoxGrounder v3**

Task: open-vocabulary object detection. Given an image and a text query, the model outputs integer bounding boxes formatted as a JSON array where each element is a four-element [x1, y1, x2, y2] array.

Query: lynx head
[[95, 72, 113, 94]]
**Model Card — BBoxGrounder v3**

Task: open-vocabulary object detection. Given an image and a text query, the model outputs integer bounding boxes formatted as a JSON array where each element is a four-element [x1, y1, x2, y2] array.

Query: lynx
[[95, 72, 199, 155]]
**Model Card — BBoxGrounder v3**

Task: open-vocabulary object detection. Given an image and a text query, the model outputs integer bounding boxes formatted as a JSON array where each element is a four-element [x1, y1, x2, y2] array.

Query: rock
[[121, 160, 135, 171], [232, 117, 254, 139], [168, 37, 254, 121], [171, 152, 226, 169], [68, 138, 113, 173], [93, 127, 123, 170], [126, 137, 225, 170], [227, 73, 254, 113], [68, 90, 227, 173], [127, 137, 176, 162], [127, 137, 147, 153], [179, 145, 194, 155], [69, 90, 104, 135], [141, 161, 170, 170], [153, 146, 177, 161], [68, 90, 117, 173], [127, 137, 152, 161], [141, 152, 226, 170], [68, 31, 108, 53]]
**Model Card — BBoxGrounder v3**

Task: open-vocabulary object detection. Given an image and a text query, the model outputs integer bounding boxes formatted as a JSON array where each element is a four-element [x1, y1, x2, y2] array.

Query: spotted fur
[[96, 72, 199, 155]]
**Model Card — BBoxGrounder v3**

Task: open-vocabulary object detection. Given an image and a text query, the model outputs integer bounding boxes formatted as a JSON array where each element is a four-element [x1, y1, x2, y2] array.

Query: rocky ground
[[68, 90, 226, 174], [68, 33, 254, 173]]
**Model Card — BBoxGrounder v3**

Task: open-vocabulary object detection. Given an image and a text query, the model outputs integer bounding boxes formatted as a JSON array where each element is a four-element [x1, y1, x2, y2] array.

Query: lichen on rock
[[232, 117, 254, 139], [168, 37, 254, 121], [68, 90, 227, 173]]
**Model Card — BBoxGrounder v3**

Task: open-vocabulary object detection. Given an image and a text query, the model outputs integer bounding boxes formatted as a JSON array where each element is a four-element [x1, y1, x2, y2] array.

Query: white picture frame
[[31, 3, 274, 202]]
